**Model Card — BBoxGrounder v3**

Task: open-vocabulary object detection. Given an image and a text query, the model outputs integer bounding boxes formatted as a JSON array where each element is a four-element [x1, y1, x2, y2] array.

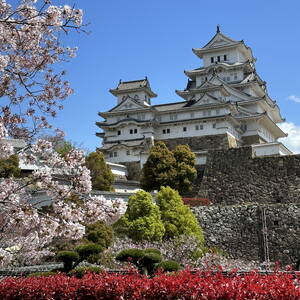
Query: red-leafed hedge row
[[182, 197, 211, 206], [0, 270, 300, 299]]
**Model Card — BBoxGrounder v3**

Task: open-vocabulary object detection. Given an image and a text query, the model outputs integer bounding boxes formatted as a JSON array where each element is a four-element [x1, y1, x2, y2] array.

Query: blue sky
[[49, 0, 300, 152]]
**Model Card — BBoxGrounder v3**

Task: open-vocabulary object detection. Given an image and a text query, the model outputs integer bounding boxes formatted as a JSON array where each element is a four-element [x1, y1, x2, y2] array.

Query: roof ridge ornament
[[216, 25, 220, 33]]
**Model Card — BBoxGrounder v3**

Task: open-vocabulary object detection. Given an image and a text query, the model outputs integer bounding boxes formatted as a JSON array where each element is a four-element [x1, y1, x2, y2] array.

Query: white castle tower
[[97, 27, 291, 172]]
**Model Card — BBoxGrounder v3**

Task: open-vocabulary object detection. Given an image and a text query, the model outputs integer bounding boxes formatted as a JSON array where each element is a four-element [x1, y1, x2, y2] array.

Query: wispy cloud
[[287, 95, 300, 103], [278, 122, 300, 154]]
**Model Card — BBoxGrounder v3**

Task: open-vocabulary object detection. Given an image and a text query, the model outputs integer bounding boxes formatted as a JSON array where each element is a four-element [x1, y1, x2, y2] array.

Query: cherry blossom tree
[[0, 1, 127, 268]]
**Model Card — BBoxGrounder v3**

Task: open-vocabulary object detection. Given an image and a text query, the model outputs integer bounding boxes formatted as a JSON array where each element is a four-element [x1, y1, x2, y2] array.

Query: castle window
[[141, 114, 145, 120], [134, 129, 138, 134], [226, 76, 230, 81], [126, 150, 130, 156], [183, 127, 187, 132], [163, 129, 166, 134], [113, 151, 117, 157], [118, 130, 121, 135], [224, 55, 227, 61], [190, 112, 194, 118], [213, 123, 216, 128], [109, 152, 113, 158], [217, 56, 220, 62], [170, 114, 177, 121], [130, 129, 133, 134], [211, 57, 214, 63], [200, 124, 204, 130], [167, 128, 170, 134], [195, 125, 199, 130], [216, 109, 220, 115], [234, 72, 238, 80]]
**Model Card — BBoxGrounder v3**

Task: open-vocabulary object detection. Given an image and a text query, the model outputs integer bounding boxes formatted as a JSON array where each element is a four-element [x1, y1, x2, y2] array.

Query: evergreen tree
[[85, 151, 114, 191], [156, 186, 204, 243], [0, 155, 21, 178], [115, 190, 165, 241], [172, 144, 197, 194], [140, 141, 176, 191]]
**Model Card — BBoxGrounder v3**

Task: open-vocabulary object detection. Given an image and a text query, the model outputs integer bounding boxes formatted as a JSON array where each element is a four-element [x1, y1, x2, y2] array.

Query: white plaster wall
[[117, 91, 150, 105], [202, 49, 237, 67]]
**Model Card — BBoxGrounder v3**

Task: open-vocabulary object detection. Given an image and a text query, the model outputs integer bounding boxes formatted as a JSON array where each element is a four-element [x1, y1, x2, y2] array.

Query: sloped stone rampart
[[198, 147, 300, 204]]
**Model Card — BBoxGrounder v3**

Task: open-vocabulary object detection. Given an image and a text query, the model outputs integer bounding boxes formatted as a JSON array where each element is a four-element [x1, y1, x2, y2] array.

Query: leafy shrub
[[1, 270, 300, 299], [156, 260, 181, 272], [156, 186, 204, 243], [182, 198, 211, 206], [115, 248, 144, 265], [68, 266, 103, 278], [114, 190, 165, 241], [85, 221, 113, 249]]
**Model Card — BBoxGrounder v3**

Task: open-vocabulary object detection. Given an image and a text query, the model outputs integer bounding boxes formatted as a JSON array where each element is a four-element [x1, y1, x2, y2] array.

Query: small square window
[[134, 129, 138, 134], [217, 56, 220, 62], [195, 125, 199, 130], [183, 127, 187, 132], [224, 55, 227, 61], [200, 124, 204, 130], [117, 130, 121, 135], [126, 150, 130, 156], [167, 128, 170, 134], [213, 123, 216, 128], [109, 153, 113, 158], [113, 152, 117, 157], [190, 112, 194, 118], [130, 129, 133, 134], [163, 129, 166, 134], [211, 57, 214, 63]]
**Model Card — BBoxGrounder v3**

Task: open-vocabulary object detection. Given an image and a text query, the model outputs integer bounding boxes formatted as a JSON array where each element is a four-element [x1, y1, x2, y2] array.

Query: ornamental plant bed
[[182, 197, 211, 206], [0, 269, 299, 299]]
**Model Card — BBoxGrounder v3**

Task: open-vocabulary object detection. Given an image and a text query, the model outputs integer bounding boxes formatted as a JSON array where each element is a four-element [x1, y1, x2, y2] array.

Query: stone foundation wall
[[192, 203, 300, 264], [160, 133, 237, 151], [198, 147, 300, 204]]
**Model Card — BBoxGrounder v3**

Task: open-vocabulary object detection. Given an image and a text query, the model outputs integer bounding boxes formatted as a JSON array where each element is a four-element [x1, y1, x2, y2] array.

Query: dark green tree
[[0, 155, 21, 178], [85, 151, 114, 191], [140, 141, 176, 191], [172, 144, 197, 194], [114, 190, 165, 241], [156, 186, 204, 244]]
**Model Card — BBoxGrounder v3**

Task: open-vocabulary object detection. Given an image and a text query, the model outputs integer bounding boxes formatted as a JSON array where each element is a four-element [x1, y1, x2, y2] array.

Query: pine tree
[[141, 141, 176, 191], [0, 155, 21, 178], [156, 186, 204, 243], [85, 151, 114, 191]]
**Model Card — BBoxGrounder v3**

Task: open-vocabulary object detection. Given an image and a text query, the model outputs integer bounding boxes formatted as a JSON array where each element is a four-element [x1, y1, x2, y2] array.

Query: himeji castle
[[96, 27, 292, 170]]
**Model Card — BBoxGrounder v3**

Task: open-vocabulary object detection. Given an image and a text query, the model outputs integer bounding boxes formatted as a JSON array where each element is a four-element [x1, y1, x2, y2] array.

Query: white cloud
[[278, 122, 300, 154], [287, 95, 300, 103]]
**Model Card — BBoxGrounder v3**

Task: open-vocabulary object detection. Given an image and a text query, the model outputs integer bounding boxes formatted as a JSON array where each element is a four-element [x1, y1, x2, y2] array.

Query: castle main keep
[[97, 27, 291, 171]]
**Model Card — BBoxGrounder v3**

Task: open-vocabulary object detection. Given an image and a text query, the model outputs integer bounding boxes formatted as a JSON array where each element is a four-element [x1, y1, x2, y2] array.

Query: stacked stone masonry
[[198, 146, 300, 204], [192, 203, 300, 264]]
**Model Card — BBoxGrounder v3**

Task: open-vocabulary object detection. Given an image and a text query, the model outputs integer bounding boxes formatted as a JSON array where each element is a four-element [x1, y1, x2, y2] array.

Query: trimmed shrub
[[57, 250, 79, 272], [75, 243, 103, 261], [116, 248, 163, 275], [156, 260, 181, 272]]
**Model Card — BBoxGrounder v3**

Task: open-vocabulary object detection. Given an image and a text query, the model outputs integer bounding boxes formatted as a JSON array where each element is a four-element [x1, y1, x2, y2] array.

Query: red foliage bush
[[183, 197, 211, 206], [0, 270, 299, 299]]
